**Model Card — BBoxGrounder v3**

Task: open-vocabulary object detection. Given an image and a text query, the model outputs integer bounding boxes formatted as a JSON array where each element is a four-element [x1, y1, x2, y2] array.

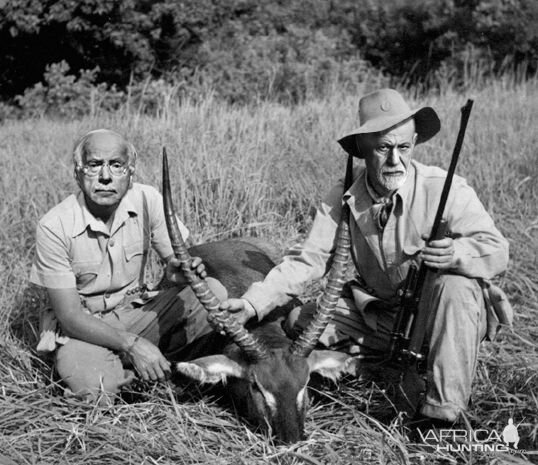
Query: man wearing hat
[[221, 89, 509, 426]]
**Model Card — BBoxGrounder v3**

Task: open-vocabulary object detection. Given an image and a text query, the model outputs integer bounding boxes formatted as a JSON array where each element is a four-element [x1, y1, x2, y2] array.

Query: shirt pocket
[[124, 240, 144, 280], [72, 261, 101, 291]]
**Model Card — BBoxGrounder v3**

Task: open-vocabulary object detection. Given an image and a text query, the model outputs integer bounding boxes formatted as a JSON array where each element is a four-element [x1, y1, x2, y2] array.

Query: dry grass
[[0, 78, 536, 464]]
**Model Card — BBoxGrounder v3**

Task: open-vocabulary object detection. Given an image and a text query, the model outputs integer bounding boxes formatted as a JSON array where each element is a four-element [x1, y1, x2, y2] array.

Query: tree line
[[1, 0, 536, 116]]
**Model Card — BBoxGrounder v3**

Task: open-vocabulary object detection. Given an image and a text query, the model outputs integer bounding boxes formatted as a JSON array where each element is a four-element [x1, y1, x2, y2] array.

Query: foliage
[[344, 0, 538, 86], [15, 61, 124, 118], [199, 25, 371, 103], [0, 0, 537, 115], [0, 0, 248, 99]]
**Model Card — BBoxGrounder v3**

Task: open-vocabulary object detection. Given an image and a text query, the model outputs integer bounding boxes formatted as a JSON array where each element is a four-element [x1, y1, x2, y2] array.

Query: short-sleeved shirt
[[29, 183, 189, 313], [243, 160, 509, 319]]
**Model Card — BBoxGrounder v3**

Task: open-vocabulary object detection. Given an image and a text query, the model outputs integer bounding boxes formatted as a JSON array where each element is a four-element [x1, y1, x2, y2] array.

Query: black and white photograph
[[0, 1, 536, 464]]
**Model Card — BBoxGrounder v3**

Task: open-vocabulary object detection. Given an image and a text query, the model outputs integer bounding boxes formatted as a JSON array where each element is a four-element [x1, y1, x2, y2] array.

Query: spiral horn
[[290, 154, 353, 357], [162, 147, 268, 361]]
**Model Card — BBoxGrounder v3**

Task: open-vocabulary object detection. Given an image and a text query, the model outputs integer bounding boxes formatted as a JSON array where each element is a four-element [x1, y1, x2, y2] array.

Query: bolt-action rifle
[[388, 99, 474, 370]]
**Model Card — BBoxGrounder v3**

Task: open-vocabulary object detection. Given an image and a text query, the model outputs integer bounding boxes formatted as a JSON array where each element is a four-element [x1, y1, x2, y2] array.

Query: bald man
[[30, 129, 226, 401]]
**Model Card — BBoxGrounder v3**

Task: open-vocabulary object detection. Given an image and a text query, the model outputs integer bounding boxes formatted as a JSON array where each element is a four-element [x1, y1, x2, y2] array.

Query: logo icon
[[502, 418, 520, 449], [416, 417, 528, 455]]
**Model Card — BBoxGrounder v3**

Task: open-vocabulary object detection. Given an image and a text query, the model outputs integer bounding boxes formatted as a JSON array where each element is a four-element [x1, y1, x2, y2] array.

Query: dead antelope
[[162, 149, 354, 443]]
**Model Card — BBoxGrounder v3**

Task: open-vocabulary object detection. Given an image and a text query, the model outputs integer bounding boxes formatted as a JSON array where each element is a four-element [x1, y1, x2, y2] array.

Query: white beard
[[378, 171, 408, 192]]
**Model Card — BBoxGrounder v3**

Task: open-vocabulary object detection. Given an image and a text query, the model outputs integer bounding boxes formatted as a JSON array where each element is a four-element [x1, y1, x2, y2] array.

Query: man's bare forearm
[[47, 287, 137, 352]]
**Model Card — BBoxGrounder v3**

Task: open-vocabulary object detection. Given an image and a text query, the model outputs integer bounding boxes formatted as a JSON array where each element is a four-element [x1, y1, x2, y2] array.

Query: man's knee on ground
[[56, 339, 132, 399]]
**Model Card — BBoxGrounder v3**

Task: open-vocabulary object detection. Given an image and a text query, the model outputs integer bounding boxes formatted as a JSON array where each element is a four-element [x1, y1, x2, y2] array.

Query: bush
[[15, 61, 124, 118], [1, 0, 536, 109], [344, 0, 538, 86], [0, 0, 208, 99], [197, 26, 372, 104]]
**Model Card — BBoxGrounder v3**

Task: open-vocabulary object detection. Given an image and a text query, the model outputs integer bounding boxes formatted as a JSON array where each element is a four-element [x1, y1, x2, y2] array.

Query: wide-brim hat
[[337, 88, 441, 158]]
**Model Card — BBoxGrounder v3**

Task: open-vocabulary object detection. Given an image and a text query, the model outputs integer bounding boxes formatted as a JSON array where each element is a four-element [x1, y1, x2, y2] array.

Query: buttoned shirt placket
[[76, 194, 139, 312]]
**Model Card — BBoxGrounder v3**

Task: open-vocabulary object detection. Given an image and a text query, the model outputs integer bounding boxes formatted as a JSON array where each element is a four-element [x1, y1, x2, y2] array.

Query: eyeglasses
[[80, 160, 130, 177]]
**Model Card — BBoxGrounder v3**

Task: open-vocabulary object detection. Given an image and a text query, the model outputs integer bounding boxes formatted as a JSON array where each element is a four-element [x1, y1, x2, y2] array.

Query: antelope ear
[[175, 355, 247, 384], [306, 350, 352, 382]]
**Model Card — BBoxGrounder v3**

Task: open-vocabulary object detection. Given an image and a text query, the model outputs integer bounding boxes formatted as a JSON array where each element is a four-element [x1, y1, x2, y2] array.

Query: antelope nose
[[277, 428, 306, 444]]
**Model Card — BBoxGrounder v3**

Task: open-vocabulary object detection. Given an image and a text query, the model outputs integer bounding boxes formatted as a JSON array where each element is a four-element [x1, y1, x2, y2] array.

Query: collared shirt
[[364, 173, 394, 231], [29, 183, 189, 313], [243, 160, 509, 319]]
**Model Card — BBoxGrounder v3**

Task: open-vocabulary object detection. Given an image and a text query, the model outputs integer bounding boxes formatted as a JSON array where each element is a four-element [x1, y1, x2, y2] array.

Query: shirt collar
[[72, 187, 139, 237]]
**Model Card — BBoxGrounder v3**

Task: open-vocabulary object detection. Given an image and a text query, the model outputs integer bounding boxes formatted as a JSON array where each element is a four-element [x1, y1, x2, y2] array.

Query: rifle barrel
[[405, 100, 474, 359], [430, 99, 473, 239], [389, 98, 474, 365]]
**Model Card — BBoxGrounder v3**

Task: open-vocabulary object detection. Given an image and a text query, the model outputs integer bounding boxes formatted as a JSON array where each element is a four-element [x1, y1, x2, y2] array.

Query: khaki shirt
[[29, 183, 189, 313], [243, 161, 509, 319]]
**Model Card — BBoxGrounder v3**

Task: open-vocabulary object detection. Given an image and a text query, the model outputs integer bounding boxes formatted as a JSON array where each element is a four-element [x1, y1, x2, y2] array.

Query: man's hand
[[125, 335, 171, 382], [217, 299, 257, 328], [420, 234, 457, 270], [166, 256, 206, 286]]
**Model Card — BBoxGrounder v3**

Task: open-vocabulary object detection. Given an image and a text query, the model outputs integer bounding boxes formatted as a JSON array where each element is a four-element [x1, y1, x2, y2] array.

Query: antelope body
[[162, 149, 355, 443], [178, 239, 352, 443]]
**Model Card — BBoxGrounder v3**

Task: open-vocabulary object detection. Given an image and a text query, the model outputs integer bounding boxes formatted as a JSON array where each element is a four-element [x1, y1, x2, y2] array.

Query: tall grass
[[0, 78, 536, 464]]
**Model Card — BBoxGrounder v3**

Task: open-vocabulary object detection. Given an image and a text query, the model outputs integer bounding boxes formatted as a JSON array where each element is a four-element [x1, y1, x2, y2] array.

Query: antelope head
[[175, 339, 351, 443], [162, 149, 354, 443]]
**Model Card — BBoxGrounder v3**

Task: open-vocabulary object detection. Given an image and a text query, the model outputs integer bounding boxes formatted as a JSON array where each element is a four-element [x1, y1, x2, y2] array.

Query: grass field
[[0, 78, 537, 464]]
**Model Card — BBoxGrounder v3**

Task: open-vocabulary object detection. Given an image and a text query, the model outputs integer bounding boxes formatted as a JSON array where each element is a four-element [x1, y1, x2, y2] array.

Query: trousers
[[55, 278, 227, 400], [285, 273, 487, 422]]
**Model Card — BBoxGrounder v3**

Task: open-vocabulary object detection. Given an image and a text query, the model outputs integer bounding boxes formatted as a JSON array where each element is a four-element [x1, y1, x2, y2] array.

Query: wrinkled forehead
[[82, 131, 129, 160]]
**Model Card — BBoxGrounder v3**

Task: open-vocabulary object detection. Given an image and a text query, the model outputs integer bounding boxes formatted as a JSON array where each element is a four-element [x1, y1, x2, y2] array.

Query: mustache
[[382, 164, 407, 173], [382, 170, 405, 176]]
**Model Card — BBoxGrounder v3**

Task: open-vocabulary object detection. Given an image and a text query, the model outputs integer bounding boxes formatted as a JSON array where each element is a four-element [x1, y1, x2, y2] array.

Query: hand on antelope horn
[[218, 298, 257, 327], [166, 256, 207, 287]]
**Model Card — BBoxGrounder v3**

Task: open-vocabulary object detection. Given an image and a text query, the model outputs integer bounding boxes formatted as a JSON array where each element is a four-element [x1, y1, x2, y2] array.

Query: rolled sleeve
[[29, 222, 76, 289]]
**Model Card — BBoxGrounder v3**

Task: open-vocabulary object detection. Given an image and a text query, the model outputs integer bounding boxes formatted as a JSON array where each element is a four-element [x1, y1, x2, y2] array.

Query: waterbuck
[[162, 150, 355, 443]]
